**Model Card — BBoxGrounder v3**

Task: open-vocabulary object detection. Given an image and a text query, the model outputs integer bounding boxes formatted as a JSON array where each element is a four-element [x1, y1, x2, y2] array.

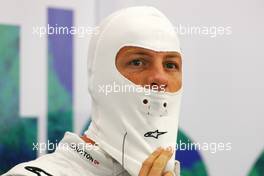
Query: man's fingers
[[139, 147, 163, 176], [148, 147, 174, 176], [163, 171, 174, 176]]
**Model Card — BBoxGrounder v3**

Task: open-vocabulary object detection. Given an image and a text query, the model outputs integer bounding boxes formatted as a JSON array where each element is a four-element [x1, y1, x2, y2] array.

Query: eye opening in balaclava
[[114, 45, 183, 93]]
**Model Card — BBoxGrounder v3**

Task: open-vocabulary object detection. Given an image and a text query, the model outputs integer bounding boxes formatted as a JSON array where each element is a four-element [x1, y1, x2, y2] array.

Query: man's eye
[[164, 63, 178, 70], [129, 59, 143, 66]]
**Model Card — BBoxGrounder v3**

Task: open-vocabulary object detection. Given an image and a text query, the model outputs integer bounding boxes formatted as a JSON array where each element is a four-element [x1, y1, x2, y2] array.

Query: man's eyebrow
[[165, 52, 181, 58], [125, 50, 152, 57]]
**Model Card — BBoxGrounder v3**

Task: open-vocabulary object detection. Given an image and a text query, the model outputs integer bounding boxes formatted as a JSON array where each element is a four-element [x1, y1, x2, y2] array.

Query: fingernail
[[166, 146, 170, 151], [166, 146, 173, 153]]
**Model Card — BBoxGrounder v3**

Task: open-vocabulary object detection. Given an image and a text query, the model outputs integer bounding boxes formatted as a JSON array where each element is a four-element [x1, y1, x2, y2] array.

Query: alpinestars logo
[[25, 166, 53, 176], [69, 143, 100, 165], [144, 129, 168, 139]]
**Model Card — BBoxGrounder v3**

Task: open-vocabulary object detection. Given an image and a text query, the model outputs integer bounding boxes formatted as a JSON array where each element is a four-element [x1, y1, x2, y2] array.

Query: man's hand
[[139, 147, 174, 176]]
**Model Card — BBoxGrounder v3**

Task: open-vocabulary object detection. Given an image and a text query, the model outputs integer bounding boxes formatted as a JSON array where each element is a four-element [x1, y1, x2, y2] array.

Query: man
[[3, 6, 182, 176]]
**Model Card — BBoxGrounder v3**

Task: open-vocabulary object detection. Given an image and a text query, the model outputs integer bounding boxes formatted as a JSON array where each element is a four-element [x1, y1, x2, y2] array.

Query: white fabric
[[2, 132, 180, 176], [85, 6, 182, 176]]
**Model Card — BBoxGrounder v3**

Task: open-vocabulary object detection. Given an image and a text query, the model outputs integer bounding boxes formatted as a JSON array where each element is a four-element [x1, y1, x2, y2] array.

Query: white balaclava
[[85, 6, 182, 175]]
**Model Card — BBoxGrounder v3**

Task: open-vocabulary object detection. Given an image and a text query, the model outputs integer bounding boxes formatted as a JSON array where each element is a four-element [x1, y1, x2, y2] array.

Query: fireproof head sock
[[85, 6, 182, 176]]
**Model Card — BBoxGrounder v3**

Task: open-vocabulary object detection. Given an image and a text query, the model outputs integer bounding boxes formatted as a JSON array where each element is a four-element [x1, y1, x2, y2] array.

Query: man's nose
[[146, 65, 168, 91]]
